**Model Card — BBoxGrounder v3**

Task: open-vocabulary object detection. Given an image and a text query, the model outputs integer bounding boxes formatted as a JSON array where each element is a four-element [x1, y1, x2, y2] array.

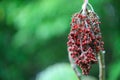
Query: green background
[[0, 0, 120, 80]]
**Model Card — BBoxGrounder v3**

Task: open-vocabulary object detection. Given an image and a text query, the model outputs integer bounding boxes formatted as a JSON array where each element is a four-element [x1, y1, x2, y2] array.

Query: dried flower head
[[67, 10, 104, 75]]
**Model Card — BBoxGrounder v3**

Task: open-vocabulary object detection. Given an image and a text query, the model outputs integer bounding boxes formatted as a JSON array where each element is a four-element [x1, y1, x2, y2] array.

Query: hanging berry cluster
[[67, 10, 104, 75]]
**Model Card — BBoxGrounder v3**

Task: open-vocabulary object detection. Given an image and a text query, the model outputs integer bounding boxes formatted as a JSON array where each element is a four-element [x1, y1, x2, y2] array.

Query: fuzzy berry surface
[[67, 10, 104, 75]]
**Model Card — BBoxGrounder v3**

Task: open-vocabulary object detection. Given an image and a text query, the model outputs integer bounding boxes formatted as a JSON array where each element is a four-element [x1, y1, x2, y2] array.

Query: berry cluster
[[67, 10, 104, 75]]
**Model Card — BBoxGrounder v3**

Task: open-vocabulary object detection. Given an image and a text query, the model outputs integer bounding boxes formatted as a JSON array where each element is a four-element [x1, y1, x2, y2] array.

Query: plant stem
[[82, 0, 88, 15], [68, 53, 81, 80], [98, 51, 105, 80]]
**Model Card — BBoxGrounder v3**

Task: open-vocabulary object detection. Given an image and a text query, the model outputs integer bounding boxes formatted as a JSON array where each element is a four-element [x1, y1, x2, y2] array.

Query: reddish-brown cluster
[[67, 10, 104, 75]]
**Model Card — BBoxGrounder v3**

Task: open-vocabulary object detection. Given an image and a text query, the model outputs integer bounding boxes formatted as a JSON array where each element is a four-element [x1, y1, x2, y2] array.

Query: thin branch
[[82, 0, 88, 15], [68, 52, 81, 80], [88, 3, 94, 12], [98, 51, 105, 80]]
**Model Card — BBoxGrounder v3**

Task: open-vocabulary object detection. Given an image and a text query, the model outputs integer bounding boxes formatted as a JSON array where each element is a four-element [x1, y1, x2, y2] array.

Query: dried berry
[[67, 10, 104, 75]]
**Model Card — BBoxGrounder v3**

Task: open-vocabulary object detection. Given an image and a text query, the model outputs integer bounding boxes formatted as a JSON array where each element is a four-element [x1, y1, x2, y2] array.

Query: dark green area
[[0, 0, 120, 80]]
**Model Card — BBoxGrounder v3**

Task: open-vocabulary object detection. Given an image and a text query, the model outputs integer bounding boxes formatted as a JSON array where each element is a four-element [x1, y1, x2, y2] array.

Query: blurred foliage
[[0, 0, 120, 80], [36, 63, 97, 80], [36, 63, 78, 80]]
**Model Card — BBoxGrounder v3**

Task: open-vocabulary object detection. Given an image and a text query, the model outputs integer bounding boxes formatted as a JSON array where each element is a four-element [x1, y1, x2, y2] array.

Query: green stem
[[98, 51, 105, 80]]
